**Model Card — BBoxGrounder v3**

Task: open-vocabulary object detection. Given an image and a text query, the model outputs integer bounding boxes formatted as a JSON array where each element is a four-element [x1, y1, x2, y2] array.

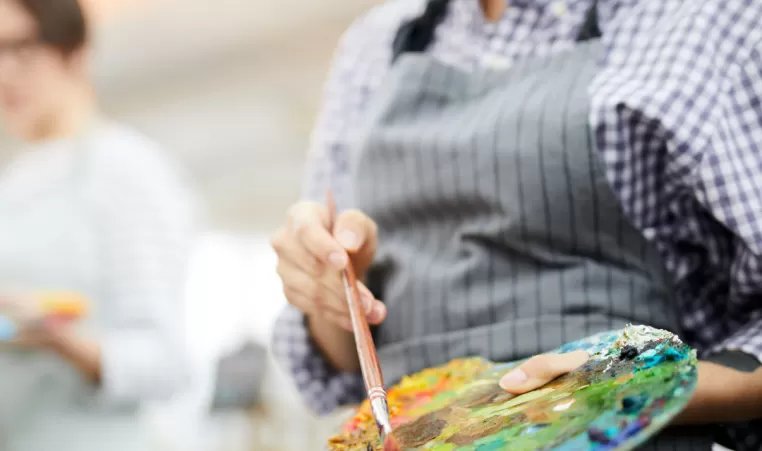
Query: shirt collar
[[452, 0, 588, 16]]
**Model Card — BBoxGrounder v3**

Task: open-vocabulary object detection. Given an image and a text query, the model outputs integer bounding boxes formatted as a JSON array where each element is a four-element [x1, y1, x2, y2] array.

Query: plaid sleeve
[[271, 306, 365, 415], [592, 0, 762, 356], [591, 1, 762, 448]]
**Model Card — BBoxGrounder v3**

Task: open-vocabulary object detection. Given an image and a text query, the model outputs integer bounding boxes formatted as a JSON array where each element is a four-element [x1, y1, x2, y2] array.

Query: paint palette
[[327, 325, 698, 451], [0, 292, 88, 341]]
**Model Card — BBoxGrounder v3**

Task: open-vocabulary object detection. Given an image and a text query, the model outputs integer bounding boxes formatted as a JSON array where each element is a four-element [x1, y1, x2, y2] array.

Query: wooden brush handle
[[326, 192, 385, 394], [342, 265, 385, 392]]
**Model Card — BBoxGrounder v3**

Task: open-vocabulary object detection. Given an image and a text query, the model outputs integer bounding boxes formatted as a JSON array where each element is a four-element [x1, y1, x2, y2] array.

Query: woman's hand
[[271, 201, 387, 331], [0, 294, 47, 346], [6, 319, 101, 383], [498, 352, 762, 424]]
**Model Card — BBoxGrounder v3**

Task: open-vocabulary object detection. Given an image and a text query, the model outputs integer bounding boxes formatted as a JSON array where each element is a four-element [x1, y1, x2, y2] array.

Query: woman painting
[[271, 0, 762, 449]]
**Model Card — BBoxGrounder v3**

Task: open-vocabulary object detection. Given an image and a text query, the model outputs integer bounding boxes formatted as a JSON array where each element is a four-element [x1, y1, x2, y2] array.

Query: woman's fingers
[[278, 202, 348, 270], [366, 299, 387, 325], [297, 220, 349, 270], [272, 201, 385, 331], [276, 258, 385, 326], [273, 227, 324, 276], [333, 209, 378, 275], [277, 260, 343, 310], [499, 350, 590, 394]]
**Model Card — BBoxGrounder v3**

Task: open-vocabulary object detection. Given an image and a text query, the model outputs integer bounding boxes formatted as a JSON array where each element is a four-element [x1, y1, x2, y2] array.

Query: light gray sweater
[[0, 120, 195, 450]]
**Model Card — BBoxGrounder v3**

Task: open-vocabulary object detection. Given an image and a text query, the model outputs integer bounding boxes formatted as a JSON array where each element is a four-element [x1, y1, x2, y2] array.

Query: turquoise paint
[[636, 345, 689, 371], [474, 438, 505, 450], [0, 315, 17, 341]]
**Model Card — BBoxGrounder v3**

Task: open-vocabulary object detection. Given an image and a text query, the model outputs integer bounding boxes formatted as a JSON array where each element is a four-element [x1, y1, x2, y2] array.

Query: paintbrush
[[326, 192, 400, 451]]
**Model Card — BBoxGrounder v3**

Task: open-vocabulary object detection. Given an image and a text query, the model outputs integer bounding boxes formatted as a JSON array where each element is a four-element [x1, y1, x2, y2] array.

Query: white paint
[[552, 399, 575, 412]]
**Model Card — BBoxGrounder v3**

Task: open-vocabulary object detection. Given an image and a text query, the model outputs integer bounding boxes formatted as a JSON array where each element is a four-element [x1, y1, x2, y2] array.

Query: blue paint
[[522, 424, 549, 436], [593, 419, 648, 450], [556, 329, 618, 356], [663, 346, 686, 361], [587, 427, 610, 444], [0, 316, 17, 341], [635, 345, 688, 371]]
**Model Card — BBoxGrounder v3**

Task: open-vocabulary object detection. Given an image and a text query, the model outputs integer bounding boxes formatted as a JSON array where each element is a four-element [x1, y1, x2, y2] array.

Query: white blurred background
[[0, 0, 380, 450]]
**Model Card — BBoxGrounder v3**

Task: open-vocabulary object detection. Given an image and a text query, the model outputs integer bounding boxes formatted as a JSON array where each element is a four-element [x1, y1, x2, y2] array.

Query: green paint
[[428, 443, 457, 451], [474, 438, 505, 450]]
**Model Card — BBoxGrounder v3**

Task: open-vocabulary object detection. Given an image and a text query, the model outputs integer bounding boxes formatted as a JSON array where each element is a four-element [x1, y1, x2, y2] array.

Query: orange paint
[[38, 292, 88, 319]]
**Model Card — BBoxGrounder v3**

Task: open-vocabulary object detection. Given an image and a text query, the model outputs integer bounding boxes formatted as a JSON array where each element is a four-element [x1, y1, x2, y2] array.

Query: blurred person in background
[[0, 0, 196, 450], [271, 0, 762, 449]]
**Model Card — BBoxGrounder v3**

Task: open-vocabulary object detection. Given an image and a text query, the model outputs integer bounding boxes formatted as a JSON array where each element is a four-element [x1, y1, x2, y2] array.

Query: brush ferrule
[[370, 397, 392, 439], [368, 387, 386, 400]]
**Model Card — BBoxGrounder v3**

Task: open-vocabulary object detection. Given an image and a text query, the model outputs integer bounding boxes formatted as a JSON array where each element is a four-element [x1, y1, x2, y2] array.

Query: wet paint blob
[[620, 394, 648, 414], [619, 345, 639, 360], [394, 411, 449, 448], [587, 427, 611, 444]]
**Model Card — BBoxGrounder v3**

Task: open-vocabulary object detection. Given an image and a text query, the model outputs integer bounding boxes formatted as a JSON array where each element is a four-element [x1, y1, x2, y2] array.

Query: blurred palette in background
[[37, 292, 89, 322], [0, 292, 88, 341]]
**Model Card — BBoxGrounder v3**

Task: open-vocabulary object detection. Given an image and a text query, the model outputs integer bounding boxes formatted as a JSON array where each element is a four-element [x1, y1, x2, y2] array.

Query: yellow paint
[[38, 292, 88, 318], [616, 373, 634, 384]]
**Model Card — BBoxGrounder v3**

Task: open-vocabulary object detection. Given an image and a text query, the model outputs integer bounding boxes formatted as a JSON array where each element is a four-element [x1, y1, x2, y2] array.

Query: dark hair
[[17, 0, 88, 55], [392, 0, 450, 61]]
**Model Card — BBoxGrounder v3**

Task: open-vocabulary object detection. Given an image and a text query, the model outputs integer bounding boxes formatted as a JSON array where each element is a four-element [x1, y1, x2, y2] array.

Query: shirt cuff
[[271, 305, 364, 415], [709, 317, 762, 364]]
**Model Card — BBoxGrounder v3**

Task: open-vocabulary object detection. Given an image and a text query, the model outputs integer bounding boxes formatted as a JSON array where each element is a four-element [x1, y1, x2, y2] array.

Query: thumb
[[333, 209, 378, 273], [499, 350, 590, 394]]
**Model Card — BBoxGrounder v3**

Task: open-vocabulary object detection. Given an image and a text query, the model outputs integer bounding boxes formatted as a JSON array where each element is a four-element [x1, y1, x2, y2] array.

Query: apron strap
[[392, 0, 601, 61], [576, 0, 601, 42], [392, 0, 451, 61]]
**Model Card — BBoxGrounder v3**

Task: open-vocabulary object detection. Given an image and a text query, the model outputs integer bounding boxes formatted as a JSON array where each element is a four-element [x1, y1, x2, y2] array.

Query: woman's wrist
[[675, 361, 762, 424], [46, 329, 102, 384], [307, 313, 360, 373]]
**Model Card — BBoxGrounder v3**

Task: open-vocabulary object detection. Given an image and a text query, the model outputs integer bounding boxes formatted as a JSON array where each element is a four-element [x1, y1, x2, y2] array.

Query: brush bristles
[[382, 435, 401, 451]]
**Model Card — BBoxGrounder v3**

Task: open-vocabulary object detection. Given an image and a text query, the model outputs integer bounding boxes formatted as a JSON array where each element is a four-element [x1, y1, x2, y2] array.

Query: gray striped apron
[[349, 2, 717, 449]]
